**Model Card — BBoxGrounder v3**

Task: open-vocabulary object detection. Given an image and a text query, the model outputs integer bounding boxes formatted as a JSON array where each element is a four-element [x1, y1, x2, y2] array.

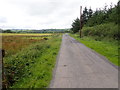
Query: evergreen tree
[[71, 18, 80, 33], [83, 7, 88, 24], [88, 7, 93, 19]]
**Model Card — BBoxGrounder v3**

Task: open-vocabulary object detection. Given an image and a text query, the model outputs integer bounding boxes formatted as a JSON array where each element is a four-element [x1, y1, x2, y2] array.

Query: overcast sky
[[0, 0, 118, 29]]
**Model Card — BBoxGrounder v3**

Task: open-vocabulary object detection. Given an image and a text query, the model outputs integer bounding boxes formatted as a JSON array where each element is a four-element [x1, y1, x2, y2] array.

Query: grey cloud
[[28, 1, 64, 16]]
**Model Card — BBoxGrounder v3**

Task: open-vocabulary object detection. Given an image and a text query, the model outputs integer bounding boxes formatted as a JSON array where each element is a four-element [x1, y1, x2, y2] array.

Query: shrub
[[82, 23, 118, 40]]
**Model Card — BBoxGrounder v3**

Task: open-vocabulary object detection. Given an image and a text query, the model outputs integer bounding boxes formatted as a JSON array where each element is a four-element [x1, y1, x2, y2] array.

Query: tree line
[[71, 1, 119, 33], [1, 29, 70, 33]]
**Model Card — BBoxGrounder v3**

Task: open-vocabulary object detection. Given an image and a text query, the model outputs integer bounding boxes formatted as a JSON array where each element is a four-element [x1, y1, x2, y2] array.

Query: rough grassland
[[70, 34, 118, 66], [2, 36, 43, 57], [2, 33, 52, 36], [3, 34, 62, 88]]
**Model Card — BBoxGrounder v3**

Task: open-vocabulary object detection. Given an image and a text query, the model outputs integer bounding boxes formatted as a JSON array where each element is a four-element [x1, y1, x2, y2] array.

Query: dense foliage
[[82, 23, 118, 40], [71, 1, 119, 40], [86, 3, 119, 26]]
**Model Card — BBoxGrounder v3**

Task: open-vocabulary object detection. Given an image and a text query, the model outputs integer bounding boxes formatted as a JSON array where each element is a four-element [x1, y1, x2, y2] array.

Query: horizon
[[1, 28, 70, 30]]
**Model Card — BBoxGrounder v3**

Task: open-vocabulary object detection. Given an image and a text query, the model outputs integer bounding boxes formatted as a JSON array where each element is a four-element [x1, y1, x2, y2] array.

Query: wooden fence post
[[0, 49, 2, 89], [0, 49, 7, 88]]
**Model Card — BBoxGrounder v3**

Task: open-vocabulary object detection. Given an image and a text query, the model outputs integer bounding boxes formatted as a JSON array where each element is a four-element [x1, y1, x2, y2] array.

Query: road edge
[[49, 34, 64, 88], [68, 35, 118, 69]]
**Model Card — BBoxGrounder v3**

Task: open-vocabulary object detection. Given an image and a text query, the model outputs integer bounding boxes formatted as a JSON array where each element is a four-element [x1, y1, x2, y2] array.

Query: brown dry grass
[[2, 36, 43, 57]]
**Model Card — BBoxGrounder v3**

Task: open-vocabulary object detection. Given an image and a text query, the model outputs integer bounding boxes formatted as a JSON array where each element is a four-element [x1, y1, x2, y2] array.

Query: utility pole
[[80, 6, 82, 38]]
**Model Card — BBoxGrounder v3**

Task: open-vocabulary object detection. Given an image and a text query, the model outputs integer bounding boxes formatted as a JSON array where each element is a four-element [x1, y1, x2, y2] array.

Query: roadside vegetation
[[2, 33, 62, 88], [70, 1, 119, 66]]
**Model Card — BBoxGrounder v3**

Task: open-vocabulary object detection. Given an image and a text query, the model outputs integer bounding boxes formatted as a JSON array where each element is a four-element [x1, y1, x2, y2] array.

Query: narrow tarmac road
[[50, 34, 118, 88]]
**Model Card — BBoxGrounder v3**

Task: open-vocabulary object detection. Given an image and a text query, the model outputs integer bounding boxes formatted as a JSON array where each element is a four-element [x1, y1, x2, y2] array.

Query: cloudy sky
[[0, 0, 118, 29]]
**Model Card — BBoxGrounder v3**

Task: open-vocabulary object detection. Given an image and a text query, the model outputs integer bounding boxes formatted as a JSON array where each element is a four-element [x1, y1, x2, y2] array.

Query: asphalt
[[50, 34, 118, 88]]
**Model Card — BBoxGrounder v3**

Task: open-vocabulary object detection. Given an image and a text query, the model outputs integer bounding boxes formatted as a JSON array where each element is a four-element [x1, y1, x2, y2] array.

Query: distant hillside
[[1, 29, 70, 33]]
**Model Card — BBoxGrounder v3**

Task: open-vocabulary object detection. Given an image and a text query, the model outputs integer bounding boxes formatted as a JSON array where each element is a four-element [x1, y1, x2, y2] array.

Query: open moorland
[[2, 33, 53, 57], [2, 33, 62, 88]]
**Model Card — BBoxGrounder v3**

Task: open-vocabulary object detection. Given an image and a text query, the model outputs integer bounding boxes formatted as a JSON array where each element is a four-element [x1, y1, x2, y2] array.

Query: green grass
[[4, 34, 62, 88], [2, 33, 52, 36], [69, 33, 119, 66], [22, 36, 51, 40]]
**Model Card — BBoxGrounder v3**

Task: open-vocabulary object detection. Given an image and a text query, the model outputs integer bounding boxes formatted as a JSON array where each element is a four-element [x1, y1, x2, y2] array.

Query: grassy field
[[2, 36, 41, 57], [2, 33, 52, 36], [2, 33, 62, 88], [2, 33, 56, 57], [70, 33, 119, 66]]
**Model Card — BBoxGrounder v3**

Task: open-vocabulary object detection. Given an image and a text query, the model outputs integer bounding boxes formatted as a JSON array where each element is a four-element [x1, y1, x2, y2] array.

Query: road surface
[[50, 34, 118, 88]]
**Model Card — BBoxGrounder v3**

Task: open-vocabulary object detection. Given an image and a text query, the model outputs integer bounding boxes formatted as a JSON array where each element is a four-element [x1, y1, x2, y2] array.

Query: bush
[[82, 23, 118, 40]]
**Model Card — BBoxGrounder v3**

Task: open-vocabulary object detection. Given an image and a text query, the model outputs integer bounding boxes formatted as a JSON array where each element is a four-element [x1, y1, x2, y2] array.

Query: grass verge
[[3, 34, 62, 88], [69, 33, 119, 66]]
